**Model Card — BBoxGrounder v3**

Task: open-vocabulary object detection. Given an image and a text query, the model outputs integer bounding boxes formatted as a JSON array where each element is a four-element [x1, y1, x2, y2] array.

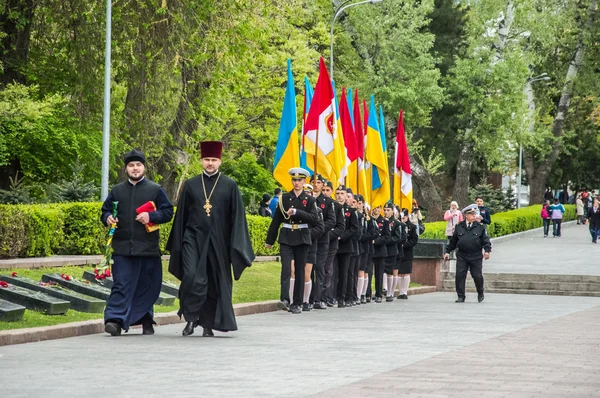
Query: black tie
[[468, 223, 472, 229]]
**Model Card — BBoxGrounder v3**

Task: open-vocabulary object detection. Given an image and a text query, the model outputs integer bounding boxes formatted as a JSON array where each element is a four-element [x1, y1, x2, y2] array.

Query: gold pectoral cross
[[204, 200, 212, 217]]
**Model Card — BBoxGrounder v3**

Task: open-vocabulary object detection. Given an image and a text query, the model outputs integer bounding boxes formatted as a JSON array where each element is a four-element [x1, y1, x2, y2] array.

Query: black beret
[[123, 149, 146, 166]]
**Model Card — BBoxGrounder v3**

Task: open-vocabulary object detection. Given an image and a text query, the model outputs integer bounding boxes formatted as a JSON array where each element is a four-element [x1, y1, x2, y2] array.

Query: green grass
[[0, 261, 281, 331], [0, 261, 421, 331]]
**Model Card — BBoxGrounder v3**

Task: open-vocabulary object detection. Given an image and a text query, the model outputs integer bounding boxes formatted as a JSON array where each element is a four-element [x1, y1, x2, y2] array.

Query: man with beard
[[266, 168, 322, 314], [101, 149, 174, 336], [309, 175, 337, 310], [167, 141, 255, 336], [322, 181, 346, 307]]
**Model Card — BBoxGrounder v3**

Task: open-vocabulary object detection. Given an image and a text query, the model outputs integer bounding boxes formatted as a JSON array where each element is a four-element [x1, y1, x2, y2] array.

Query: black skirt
[[398, 256, 413, 274]]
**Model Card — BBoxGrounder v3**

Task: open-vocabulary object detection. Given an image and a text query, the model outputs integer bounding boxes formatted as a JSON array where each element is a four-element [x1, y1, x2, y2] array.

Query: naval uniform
[[371, 215, 390, 299], [398, 221, 418, 274], [446, 221, 491, 299], [335, 203, 359, 305], [266, 190, 322, 307], [324, 201, 346, 305], [310, 193, 336, 305], [346, 210, 363, 304]]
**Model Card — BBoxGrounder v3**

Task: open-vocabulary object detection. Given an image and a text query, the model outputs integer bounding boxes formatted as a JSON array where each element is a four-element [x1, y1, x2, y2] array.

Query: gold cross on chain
[[204, 200, 212, 217]]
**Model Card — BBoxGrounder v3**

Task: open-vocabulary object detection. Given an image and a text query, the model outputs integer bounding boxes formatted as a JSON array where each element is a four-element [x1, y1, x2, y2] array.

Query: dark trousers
[[373, 257, 386, 298], [104, 255, 162, 331], [455, 256, 484, 298], [543, 219, 551, 236], [590, 227, 600, 243], [335, 252, 352, 301], [280, 244, 310, 306], [323, 241, 338, 303], [310, 239, 329, 303], [552, 219, 562, 236], [366, 257, 373, 298], [346, 255, 359, 302]]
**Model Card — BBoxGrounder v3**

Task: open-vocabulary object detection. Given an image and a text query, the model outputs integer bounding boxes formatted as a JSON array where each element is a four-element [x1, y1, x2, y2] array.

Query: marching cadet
[[334, 185, 359, 308], [301, 183, 325, 311], [444, 204, 492, 303], [371, 205, 390, 303], [266, 168, 322, 314], [383, 202, 402, 302], [357, 196, 377, 304], [322, 181, 345, 307], [346, 188, 362, 306], [309, 175, 337, 310], [397, 208, 418, 299]]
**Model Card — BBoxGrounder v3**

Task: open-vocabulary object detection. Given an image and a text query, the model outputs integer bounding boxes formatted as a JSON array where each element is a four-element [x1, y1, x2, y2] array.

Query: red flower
[[93, 269, 100, 275], [61, 274, 72, 281], [320, 204, 325, 209], [302, 199, 307, 206], [85, 281, 90, 285], [104, 269, 111, 277], [378, 223, 383, 227], [345, 212, 351, 217], [0, 281, 8, 288], [11, 272, 17, 277]]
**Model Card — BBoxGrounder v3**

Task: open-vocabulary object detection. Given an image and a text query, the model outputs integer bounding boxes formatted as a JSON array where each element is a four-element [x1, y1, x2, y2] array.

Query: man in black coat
[[310, 175, 337, 309], [322, 181, 345, 307], [444, 204, 492, 303], [370, 205, 390, 303], [586, 196, 600, 244], [266, 167, 322, 314], [334, 185, 359, 307], [475, 196, 492, 225], [101, 149, 174, 337]]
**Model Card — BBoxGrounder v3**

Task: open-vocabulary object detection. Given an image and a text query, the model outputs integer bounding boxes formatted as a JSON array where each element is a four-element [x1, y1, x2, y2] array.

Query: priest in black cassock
[[166, 141, 255, 337]]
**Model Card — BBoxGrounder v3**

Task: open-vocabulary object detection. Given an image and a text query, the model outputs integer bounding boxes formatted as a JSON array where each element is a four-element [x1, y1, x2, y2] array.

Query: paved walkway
[[451, 222, 599, 275], [1, 222, 600, 397]]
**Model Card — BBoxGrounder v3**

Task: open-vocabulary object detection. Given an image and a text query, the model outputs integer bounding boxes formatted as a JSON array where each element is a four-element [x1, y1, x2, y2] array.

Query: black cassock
[[166, 172, 255, 332]]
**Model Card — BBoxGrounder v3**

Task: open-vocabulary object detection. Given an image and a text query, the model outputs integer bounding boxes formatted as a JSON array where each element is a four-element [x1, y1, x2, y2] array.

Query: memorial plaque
[[82, 271, 177, 306], [0, 299, 26, 321], [42, 274, 111, 301], [0, 284, 69, 315], [0, 275, 105, 313], [161, 281, 179, 297]]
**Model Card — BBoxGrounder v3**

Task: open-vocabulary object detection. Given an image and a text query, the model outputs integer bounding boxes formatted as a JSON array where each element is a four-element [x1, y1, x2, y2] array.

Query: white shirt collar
[[203, 170, 219, 177], [128, 176, 145, 185]]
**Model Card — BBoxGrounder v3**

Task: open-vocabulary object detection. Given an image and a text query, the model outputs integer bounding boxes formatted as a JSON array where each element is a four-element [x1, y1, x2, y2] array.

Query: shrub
[[0, 203, 575, 259]]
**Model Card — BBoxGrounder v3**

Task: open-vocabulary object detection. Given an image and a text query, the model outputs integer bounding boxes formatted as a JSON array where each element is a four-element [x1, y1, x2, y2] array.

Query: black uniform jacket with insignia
[[266, 190, 321, 247], [337, 203, 359, 254], [315, 193, 337, 243], [353, 211, 364, 255], [310, 206, 325, 240], [373, 215, 390, 258], [401, 221, 419, 259], [328, 201, 346, 251], [396, 221, 408, 258], [446, 221, 492, 260], [361, 213, 378, 254], [385, 217, 402, 257]]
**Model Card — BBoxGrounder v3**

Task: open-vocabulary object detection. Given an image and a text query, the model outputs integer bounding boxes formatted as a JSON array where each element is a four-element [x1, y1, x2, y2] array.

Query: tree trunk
[[0, 0, 35, 86], [452, 136, 474, 207], [522, 0, 595, 204], [410, 157, 444, 222]]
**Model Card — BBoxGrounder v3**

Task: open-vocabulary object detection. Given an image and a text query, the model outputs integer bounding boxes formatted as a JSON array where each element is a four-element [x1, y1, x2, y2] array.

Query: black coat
[[386, 217, 402, 257], [361, 213, 378, 254], [337, 204, 359, 254], [401, 221, 419, 259], [446, 221, 492, 260], [266, 190, 321, 247], [353, 211, 364, 255], [587, 206, 600, 229], [315, 193, 338, 243], [329, 201, 346, 250], [373, 215, 390, 258]]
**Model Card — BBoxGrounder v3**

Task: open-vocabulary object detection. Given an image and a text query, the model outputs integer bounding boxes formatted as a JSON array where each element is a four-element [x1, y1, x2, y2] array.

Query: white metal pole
[[100, 0, 112, 201]]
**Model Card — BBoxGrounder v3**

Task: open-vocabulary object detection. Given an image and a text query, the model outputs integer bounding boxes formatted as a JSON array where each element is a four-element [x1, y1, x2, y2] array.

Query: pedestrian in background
[[541, 200, 552, 238], [258, 193, 272, 217], [268, 188, 281, 218], [444, 201, 463, 242], [576, 194, 585, 225], [549, 198, 565, 237], [475, 196, 492, 225], [586, 196, 600, 244]]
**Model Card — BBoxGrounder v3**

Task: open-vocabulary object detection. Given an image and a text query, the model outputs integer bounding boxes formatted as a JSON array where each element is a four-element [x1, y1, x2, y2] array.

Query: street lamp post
[[330, 0, 383, 80], [517, 73, 550, 208], [100, 0, 112, 201]]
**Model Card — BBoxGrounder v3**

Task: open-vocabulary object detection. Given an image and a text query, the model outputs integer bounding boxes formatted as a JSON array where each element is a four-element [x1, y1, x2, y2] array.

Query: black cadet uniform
[[310, 190, 336, 308], [361, 212, 378, 303], [371, 214, 390, 300], [446, 206, 492, 302], [398, 220, 418, 274], [266, 181, 322, 312], [324, 199, 345, 305], [335, 201, 359, 307], [346, 209, 363, 305], [385, 216, 402, 275]]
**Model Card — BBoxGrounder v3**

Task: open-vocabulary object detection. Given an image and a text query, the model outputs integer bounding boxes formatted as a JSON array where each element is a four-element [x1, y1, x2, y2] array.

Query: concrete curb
[[0, 286, 437, 347], [490, 220, 577, 244]]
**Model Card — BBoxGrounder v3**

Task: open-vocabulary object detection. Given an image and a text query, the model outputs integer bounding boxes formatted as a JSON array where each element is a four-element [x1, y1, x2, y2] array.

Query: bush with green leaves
[[0, 172, 31, 204]]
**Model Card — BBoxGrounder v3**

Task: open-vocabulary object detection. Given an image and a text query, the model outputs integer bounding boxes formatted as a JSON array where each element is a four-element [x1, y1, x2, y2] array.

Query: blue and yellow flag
[[366, 96, 389, 208], [273, 59, 300, 191], [300, 76, 314, 175]]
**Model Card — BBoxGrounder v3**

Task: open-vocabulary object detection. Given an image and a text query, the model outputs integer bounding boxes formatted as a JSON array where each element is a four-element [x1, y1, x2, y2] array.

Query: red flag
[[363, 100, 369, 139], [354, 90, 364, 160], [340, 87, 358, 163]]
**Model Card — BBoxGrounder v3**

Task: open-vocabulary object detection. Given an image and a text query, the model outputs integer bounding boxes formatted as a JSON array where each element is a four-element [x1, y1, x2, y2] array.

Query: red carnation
[[0, 281, 8, 288], [93, 269, 100, 275], [104, 269, 111, 277], [302, 199, 307, 206], [378, 223, 383, 227], [345, 212, 350, 217], [320, 204, 325, 209], [11, 272, 17, 277]]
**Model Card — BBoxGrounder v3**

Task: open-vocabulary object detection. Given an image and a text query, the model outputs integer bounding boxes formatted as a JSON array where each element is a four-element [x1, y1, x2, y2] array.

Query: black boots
[[105, 321, 122, 336], [182, 322, 195, 336]]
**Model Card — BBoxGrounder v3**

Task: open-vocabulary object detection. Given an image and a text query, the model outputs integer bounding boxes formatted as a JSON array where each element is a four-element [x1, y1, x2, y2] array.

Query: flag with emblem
[[273, 59, 300, 191], [366, 96, 389, 208], [332, 81, 348, 183], [340, 86, 358, 192], [393, 110, 413, 210], [303, 57, 341, 183], [300, 76, 314, 175]]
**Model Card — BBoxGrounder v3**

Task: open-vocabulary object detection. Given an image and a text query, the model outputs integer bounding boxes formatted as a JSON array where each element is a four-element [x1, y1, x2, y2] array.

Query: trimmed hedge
[[420, 205, 576, 239], [0, 203, 574, 259]]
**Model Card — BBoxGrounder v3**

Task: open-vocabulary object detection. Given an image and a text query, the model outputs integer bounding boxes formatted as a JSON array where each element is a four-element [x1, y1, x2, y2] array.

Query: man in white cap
[[266, 168, 322, 314], [444, 203, 492, 303]]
